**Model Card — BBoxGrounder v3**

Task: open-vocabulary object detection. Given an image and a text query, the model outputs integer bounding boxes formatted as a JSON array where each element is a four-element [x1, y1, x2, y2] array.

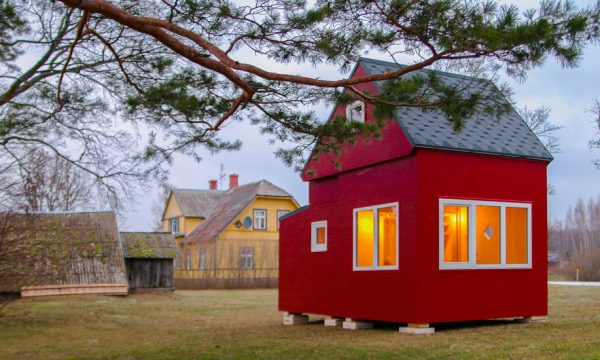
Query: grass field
[[0, 286, 599, 359]]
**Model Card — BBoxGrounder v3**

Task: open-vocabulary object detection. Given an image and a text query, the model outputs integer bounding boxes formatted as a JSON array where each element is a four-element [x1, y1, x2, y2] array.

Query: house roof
[[0, 211, 127, 292], [120, 232, 179, 259], [359, 58, 553, 161], [183, 180, 297, 244], [169, 189, 224, 218]]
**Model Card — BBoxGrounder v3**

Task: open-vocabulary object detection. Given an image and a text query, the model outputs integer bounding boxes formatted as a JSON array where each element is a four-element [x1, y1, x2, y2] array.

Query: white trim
[[310, 220, 328, 252], [277, 210, 291, 230], [346, 100, 365, 122], [352, 202, 399, 271], [439, 198, 532, 270]]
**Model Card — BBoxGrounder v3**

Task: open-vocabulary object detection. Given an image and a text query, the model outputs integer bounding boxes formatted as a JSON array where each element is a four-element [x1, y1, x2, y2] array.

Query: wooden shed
[[120, 232, 179, 291], [0, 211, 128, 297], [279, 58, 552, 334]]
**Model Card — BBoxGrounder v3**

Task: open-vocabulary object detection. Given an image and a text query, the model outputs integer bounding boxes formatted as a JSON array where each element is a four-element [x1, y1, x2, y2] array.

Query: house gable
[[302, 63, 414, 181]]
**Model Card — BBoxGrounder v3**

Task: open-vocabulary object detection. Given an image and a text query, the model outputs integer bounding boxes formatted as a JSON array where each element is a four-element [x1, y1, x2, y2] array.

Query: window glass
[[378, 206, 397, 266], [443, 206, 469, 262], [316, 227, 326, 244], [169, 218, 179, 234], [253, 210, 266, 230], [506, 207, 528, 264], [346, 100, 365, 122], [198, 248, 206, 270], [476, 205, 501, 264], [356, 209, 374, 267], [240, 247, 254, 269]]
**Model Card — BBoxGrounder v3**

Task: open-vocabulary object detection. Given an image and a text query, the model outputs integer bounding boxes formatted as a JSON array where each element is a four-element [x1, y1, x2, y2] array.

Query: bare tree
[[150, 180, 172, 230], [520, 106, 562, 155], [591, 99, 600, 170], [1, 149, 96, 212]]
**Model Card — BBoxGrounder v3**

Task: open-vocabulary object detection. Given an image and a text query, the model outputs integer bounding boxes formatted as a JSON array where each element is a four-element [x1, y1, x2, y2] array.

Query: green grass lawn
[[0, 286, 599, 359]]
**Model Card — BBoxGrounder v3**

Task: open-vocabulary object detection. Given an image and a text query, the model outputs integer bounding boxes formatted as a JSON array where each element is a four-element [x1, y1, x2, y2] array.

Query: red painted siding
[[302, 64, 413, 181], [280, 147, 549, 324]]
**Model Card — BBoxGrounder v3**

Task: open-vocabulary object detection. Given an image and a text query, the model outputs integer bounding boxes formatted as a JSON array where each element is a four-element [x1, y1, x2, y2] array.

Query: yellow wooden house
[[161, 175, 299, 280]]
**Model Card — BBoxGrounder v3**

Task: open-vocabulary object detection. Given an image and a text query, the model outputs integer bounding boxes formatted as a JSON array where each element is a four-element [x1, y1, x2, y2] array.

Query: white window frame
[[169, 217, 179, 235], [253, 209, 267, 230], [198, 247, 206, 270], [352, 202, 399, 271], [277, 210, 291, 230], [346, 100, 365, 122], [311, 220, 328, 252], [240, 247, 254, 269], [439, 198, 532, 270]]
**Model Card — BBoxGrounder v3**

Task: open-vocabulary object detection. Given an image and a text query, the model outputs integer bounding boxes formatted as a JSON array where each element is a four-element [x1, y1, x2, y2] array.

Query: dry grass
[[0, 286, 599, 359]]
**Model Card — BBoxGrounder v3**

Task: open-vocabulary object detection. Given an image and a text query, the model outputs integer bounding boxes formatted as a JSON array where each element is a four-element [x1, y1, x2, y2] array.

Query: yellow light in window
[[356, 210, 374, 267]]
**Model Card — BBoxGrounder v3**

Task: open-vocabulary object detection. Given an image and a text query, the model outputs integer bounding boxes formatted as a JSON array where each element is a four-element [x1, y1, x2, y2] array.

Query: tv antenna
[[218, 163, 226, 190]]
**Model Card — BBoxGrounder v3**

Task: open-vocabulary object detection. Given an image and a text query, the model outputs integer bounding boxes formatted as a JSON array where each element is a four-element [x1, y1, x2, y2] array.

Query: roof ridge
[[358, 57, 488, 82], [120, 231, 172, 234]]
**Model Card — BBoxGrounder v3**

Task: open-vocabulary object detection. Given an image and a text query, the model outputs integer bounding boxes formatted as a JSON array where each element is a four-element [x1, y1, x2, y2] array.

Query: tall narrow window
[[253, 209, 267, 230], [443, 205, 469, 263], [311, 220, 327, 252], [240, 247, 254, 269], [476, 205, 501, 265], [506, 207, 528, 264], [439, 199, 531, 269], [277, 210, 291, 230], [185, 249, 191, 270], [354, 202, 398, 270], [169, 217, 179, 235], [198, 248, 206, 270]]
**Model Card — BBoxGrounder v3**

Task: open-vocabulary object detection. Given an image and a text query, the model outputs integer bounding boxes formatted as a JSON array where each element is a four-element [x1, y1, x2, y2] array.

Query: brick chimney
[[229, 174, 239, 190], [209, 179, 218, 190]]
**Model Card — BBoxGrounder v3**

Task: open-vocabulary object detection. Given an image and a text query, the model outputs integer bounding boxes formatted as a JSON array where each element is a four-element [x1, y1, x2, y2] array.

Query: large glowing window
[[443, 206, 469, 263], [476, 206, 501, 265], [506, 207, 528, 264], [439, 199, 532, 269], [354, 202, 398, 270]]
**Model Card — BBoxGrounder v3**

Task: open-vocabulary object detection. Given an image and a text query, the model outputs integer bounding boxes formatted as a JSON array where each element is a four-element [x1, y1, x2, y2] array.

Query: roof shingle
[[359, 58, 553, 161]]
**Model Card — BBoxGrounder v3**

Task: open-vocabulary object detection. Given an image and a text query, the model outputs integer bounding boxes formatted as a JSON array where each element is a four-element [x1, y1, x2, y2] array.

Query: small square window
[[311, 220, 327, 252], [346, 100, 365, 122], [253, 209, 267, 230]]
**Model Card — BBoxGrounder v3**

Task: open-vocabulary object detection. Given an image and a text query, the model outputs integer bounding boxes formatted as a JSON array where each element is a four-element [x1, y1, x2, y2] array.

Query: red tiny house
[[279, 58, 552, 332]]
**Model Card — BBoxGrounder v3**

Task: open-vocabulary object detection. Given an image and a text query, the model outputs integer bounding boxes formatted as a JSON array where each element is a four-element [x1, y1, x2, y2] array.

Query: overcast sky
[[121, 1, 600, 230]]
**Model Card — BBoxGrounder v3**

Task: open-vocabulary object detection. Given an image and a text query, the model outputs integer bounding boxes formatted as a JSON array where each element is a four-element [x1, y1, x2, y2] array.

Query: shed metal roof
[[359, 58, 553, 161], [120, 232, 179, 259]]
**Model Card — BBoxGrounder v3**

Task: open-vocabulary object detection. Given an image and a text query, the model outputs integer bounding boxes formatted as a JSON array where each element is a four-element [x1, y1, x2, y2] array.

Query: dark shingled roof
[[0, 211, 127, 292], [183, 180, 296, 244], [120, 232, 179, 259], [170, 189, 224, 218], [359, 58, 553, 161]]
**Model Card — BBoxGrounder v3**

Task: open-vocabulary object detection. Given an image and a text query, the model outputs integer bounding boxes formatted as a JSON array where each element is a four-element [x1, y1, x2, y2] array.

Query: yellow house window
[[240, 247, 254, 269], [253, 209, 267, 230], [353, 202, 398, 270], [168, 217, 179, 235], [439, 199, 531, 269]]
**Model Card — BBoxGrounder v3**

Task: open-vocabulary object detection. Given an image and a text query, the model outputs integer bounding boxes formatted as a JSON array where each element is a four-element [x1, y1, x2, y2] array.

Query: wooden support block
[[21, 283, 128, 298], [324, 316, 343, 327], [519, 316, 548, 323], [283, 312, 309, 325], [342, 318, 373, 330], [399, 323, 435, 335]]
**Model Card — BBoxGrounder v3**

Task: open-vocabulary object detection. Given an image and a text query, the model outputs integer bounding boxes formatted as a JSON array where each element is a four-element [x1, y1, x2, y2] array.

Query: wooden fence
[[173, 268, 278, 290]]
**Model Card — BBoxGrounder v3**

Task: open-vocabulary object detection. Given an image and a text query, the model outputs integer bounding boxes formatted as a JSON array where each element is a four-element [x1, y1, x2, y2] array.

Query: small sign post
[[576, 266, 580, 282]]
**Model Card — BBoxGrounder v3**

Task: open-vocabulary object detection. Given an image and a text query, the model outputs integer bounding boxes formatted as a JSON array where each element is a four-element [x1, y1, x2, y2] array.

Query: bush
[[562, 249, 600, 281]]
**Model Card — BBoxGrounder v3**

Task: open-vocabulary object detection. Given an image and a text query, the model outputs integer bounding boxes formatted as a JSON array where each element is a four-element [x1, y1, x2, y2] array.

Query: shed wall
[[125, 259, 174, 289]]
